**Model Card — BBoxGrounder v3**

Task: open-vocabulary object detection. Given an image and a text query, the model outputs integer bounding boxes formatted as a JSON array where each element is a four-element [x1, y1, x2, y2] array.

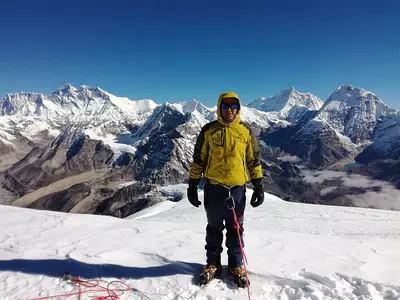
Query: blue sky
[[0, 0, 399, 108]]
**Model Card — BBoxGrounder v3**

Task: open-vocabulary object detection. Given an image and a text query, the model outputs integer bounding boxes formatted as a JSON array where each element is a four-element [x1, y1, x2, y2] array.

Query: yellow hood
[[217, 92, 241, 125]]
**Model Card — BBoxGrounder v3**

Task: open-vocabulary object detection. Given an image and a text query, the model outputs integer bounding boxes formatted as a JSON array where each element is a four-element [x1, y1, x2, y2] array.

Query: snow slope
[[1, 185, 399, 299]]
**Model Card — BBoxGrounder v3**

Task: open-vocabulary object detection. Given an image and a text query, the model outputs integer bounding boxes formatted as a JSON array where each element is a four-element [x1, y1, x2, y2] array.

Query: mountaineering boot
[[199, 264, 221, 285], [229, 266, 249, 288]]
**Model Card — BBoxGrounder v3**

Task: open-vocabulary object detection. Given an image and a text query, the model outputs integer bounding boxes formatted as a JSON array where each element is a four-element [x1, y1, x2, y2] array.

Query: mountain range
[[1, 83, 399, 215]]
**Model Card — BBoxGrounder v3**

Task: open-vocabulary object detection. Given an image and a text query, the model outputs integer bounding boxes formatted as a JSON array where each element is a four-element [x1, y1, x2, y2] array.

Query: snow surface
[[1, 185, 399, 299]]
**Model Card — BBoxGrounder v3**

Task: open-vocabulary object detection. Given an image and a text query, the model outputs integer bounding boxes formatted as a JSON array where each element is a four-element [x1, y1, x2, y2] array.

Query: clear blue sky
[[0, 0, 399, 108]]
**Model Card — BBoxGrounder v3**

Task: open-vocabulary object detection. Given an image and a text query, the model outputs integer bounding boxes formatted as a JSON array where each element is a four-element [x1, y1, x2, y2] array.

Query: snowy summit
[[248, 87, 324, 121], [0, 185, 399, 299], [315, 85, 393, 142]]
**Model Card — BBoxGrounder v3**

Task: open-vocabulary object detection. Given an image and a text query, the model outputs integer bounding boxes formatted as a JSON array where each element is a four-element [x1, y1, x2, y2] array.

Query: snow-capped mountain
[[248, 87, 324, 121], [240, 105, 291, 129], [133, 100, 212, 141], [261, 85, 400, 168], [0, 84, 158, 143], [0, 84, 283, 178], [0, 84, 303, 215], [315, 85, 393, 143], [2, 83, 158, 121], [1, 83, 400, 216], [0, 84, 160, 160]]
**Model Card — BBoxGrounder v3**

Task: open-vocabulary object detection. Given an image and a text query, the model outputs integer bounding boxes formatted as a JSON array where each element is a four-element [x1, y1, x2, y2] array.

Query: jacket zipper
[[243, 156, 248, 181], [206, 150, 213, 176]]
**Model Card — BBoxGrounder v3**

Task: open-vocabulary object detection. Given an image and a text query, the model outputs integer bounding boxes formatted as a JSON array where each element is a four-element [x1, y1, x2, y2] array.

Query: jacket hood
[[217, 92, 241, 125]]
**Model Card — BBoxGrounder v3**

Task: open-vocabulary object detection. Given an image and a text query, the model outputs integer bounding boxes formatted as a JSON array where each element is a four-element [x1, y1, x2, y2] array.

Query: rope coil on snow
[[29, 273, 132, 300]]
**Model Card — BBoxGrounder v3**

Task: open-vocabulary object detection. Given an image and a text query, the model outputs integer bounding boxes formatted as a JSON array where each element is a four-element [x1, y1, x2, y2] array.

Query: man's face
[[220, 97, 239, 121]]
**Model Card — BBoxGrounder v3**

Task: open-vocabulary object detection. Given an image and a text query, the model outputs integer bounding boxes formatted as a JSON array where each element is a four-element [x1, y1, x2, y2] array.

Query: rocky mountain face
[[315, 85, 393, 143], [0, 85, 218, 216], [0, 84, 158, 152], [261, 116, 357, 168], [1, 84, 158, 122], [258, 85, 400, 209], [260, 85, 399, 168], [0, 84, 399, 215], [355, 110, 400, 163]]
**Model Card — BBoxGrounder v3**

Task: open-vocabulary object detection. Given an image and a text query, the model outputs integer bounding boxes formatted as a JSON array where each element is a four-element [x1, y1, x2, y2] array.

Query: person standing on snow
[[187, 92, 264, 287]]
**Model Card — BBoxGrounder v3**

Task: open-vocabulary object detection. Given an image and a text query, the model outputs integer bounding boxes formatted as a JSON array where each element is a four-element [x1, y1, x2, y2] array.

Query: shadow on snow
[[0, 258, 203, 280]]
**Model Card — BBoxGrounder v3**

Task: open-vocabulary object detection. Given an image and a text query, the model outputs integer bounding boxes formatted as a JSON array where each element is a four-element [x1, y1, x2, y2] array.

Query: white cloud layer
[[302, 169, 400, 210], [278, 155, 302, 163]]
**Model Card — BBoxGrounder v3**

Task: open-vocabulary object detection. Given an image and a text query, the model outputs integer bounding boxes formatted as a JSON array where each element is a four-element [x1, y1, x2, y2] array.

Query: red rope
[[231, 207, 251, 300], [29, 276, 131, 300]]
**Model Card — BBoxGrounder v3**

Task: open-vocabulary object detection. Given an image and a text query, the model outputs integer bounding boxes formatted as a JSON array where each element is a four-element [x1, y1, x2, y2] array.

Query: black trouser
[[204, 182, 245, 268]]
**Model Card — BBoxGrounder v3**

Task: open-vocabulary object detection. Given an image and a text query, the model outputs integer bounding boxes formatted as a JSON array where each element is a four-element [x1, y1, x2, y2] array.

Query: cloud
[[320, 187, 337, 196], [342, 174, 400, 210], [302, 169, 346, 184], [278, 155, 302, 163], [341, 174, 377, 188], [301, 169, 400, 211], [349, 187, 400, 210]]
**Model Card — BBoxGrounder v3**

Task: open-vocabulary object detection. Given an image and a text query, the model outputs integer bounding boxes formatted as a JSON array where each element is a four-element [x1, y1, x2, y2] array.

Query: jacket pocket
[[205, 150, 213, 176], [211, 130, 224, 147]]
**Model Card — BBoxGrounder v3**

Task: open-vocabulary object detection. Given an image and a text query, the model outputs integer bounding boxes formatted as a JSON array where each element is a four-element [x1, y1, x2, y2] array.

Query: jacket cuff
[[251, 178, 263, 188], [188, 177, 201, 188]]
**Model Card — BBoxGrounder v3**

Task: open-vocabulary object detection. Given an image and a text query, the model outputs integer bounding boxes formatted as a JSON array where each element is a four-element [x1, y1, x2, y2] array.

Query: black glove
[[250, 178, 264, 207], [187, 178, 201, 207]]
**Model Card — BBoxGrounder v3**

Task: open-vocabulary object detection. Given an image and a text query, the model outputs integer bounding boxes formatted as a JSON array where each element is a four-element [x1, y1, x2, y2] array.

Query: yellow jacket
[[189, 92, 263, 186]]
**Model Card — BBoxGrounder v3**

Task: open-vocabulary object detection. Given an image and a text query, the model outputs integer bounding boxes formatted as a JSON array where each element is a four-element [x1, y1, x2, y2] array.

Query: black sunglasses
[[221, 103, 239, 110]]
